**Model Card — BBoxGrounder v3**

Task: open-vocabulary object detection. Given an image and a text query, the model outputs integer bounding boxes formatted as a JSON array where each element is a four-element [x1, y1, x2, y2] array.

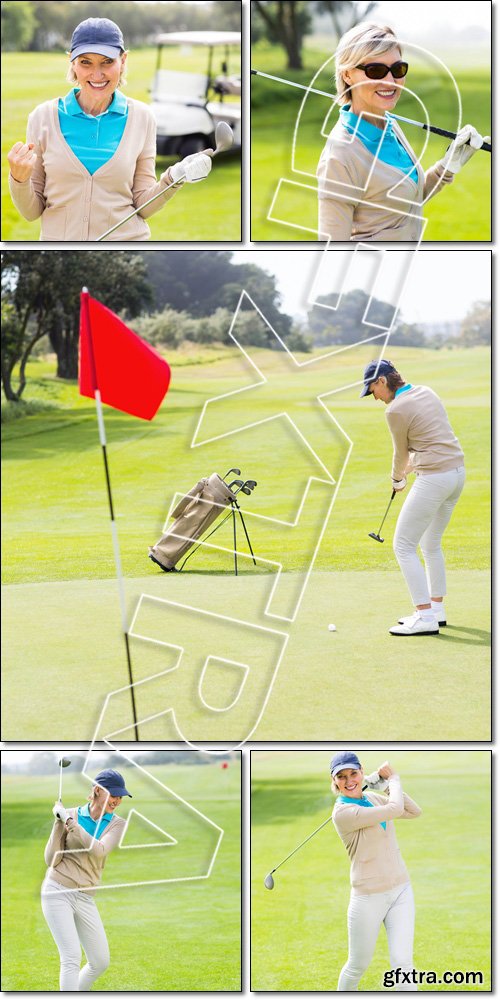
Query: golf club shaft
[[59, 767, 63, 802], [251, 69, 491, 152], [271, 817, 332, 874], [96, 174, 185, 241], [376, 489, 396, 535]]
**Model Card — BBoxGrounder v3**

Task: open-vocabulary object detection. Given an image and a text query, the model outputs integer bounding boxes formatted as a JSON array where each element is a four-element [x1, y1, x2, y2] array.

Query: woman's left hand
[[392, 475, 407, 492], [168, 152, 212, 185], [443, 125, 489, 174]]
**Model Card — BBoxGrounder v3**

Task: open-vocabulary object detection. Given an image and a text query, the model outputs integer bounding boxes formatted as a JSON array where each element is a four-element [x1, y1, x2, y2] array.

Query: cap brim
[[71, 44, 122, 60], [359, 384, 372, 398]]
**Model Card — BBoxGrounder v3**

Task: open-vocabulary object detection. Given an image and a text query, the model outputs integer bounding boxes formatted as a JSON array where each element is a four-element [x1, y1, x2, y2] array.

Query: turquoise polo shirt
[[58, 88, 128, 175], [338, 794, 387, 830], [77, 803, 115, 840], [395, 383, 413, 397], [340, 105, 418, 185]]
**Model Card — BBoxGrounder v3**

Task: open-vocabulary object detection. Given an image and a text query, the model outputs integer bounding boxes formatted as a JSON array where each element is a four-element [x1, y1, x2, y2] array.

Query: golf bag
[[148, 473, 238, 571]]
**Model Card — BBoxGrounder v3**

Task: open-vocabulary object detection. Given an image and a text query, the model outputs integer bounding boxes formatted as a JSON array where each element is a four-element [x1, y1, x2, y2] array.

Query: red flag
[[79, 290, 171, 420]]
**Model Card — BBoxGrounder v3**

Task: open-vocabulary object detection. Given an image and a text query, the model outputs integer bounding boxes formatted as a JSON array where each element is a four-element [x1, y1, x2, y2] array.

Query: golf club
[[264, 782, 370, 890], [57, 757, 72, 809], [368, 489, 396, 544], [228, 479, 244, 492], [250, 69, 492, 152], [222, 468, 241, 481], [97, 121, 235, 241]]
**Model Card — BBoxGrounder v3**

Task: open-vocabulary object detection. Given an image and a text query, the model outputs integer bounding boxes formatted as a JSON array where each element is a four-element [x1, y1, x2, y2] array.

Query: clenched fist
[[378, 761, 396, 780], [8, 141, 37, 183]]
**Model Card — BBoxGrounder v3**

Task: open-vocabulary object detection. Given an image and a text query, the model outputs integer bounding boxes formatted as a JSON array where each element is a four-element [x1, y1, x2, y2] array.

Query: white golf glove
[[53, 801, 68, 823], [169, 152, 212, 184], [364, 770, 389, 793], [440, 125, 487, 174], [391, 475, 407, 491]]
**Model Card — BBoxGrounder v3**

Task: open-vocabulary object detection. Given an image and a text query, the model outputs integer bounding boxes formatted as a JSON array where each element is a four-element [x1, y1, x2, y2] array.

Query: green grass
[[2, 345, 491, 741], [250, 48, 491, 241], [1, 761, 241, 991], [1, 49, 241, 241], [251, 751, 491, 991]]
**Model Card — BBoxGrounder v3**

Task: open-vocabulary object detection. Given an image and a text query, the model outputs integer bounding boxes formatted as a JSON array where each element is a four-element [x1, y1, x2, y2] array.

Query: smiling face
[[94, 785, 123, 813], [72, 52, 126, 100], [343, 46, 405, 122], [334, 767, 364, 798]]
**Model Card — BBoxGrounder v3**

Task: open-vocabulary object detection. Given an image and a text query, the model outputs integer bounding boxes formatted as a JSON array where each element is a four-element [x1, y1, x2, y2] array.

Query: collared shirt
[[77, 802, 115, 840], [58, 88, 128, 175], [340, 105, 418, 185], [338, 794, 387, 830], [395, 383, 413, 397]]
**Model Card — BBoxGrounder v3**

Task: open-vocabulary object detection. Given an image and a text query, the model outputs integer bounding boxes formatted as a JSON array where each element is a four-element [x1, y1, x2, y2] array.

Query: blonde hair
[[334, 23, 401, 105], [66, 52, 128, 87]]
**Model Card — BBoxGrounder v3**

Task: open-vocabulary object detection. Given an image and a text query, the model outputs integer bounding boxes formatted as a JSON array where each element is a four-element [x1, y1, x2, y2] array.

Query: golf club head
[[264, 873, 275, 890], [58, 758, 71, 768], [244, 480, 257, 489], [214, 121, 234, 153], [228, 479, 244, 491], [223, 468, 241, 480], [240, 486, 252, 495], [368, 532, 384, 543]]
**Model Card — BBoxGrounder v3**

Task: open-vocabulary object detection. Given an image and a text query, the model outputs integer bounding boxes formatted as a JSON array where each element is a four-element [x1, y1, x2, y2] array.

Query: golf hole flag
[[79, 290, 171, 419]]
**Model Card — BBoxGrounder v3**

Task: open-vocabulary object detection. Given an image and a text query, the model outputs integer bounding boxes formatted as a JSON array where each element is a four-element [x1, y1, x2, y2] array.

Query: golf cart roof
[[154, 32, 241, 47]]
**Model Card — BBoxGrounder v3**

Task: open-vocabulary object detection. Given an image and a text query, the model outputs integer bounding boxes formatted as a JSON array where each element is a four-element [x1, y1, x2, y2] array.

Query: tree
[[307, 289, 425, 347], [1, 251, 152, 387], [456, 300, 491, 346], [252, 1, 312, 69], [1, 251, 59, 400], [1, 1, 36, 51], [315, 1, 379, 42]]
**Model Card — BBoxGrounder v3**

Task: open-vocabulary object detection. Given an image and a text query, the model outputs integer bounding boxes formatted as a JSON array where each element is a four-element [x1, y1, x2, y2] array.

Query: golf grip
[[425, 123, 491, 152]]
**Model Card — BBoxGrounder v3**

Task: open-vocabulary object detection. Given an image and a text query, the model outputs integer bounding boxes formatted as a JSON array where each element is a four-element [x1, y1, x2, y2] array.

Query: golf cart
[[150, 30, 241, 158]]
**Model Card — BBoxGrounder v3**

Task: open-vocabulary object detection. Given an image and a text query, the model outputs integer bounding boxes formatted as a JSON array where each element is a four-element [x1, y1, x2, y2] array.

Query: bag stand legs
[[179, 500, 257, 575]]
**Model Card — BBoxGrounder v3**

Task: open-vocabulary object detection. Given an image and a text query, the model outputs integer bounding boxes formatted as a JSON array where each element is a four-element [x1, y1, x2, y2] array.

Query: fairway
[[2, 345, 491, 741], [1, 760, 241, 991], [251, 750, 491, 991], [1, 50, 241, 241], [250, 50, 491, 242]]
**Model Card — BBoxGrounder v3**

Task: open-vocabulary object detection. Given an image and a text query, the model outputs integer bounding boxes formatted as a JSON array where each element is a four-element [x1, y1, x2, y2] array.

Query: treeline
[[1, 0, 241, 52], [1, 750, 235, 774]]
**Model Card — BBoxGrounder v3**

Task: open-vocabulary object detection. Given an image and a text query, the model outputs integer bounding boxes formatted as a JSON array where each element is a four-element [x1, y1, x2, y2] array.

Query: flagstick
[[82, 289, 140, 741]]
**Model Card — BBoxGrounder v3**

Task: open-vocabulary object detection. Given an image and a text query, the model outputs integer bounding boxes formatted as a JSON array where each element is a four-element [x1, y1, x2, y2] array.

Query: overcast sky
[[232, 250, 491, 325]]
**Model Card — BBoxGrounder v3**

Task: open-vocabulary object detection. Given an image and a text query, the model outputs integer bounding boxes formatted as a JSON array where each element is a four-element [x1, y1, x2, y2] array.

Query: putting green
[[2, 568, 490, 741], [251, 750, 491, 991], [2, 761, 241, 991]]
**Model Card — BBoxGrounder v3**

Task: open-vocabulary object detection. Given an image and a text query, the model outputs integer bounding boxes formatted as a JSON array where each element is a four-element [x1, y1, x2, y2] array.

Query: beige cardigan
[[44, 808, 126, 892], [333, 775, 422, 896], [317, 117, 454, 241], [386, 385, 465, 480], [8, 97, 180, 241]]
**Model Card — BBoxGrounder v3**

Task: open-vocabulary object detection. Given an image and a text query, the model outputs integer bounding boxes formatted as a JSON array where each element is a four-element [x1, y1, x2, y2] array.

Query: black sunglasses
[[355, 60, 409, 80]]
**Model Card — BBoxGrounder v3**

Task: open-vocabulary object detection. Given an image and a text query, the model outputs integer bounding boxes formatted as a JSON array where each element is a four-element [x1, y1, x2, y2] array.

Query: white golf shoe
[[389, 613, 439, 636], [398, 611, 447, 627]]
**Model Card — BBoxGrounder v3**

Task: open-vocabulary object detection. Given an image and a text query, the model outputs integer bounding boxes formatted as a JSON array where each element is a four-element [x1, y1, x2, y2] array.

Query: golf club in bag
[[55, 758, 72, 820], [264, 771, 389, 890], [148, 471, 257, 575]]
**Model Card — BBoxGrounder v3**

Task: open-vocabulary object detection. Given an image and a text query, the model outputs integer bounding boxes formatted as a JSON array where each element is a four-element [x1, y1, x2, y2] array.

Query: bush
[[1, 398, 59, 423]]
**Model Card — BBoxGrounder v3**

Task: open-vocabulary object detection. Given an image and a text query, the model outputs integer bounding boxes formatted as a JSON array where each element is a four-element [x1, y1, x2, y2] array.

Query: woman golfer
[[7, 17, 211, 241], [361, 359, 465, 636], [331, 751, 422, 992], [317, 23, 487, 241], [41, 768, 131, 991]]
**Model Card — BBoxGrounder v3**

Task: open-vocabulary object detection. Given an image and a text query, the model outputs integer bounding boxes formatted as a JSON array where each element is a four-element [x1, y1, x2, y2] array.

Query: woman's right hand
[[8, 141, 37, 182], [378, 761, 396, 779]]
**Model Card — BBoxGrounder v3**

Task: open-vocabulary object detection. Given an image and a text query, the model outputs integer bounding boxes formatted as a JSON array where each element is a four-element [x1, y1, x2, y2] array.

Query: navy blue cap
[[94, 769, 132, 798], [70, 18, 125, 61], [330, 751, 362, 777], [360, 359, 397, 397]]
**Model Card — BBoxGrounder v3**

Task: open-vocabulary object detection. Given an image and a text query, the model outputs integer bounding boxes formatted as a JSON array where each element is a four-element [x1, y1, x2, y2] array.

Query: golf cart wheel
[[179, 134, 214, 157]]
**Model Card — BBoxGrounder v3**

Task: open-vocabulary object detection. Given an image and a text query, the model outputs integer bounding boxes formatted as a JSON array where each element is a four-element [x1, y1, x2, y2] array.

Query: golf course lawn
[[250, 50, 491, 242], [1, 760, 241, 991], [251, 750, 491, 992], [2, 344, 490, 741], [1, 50, 241, 241]]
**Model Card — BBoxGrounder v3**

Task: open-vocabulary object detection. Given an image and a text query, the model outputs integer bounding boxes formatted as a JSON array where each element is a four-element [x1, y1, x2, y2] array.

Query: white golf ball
[[328, 623, 337, 632]]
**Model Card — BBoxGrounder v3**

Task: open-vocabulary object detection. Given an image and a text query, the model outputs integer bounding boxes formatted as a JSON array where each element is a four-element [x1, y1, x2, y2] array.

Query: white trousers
[[393, 467, 465, 606], [338, 882, 417, 992], [41, 878, 110, 991]]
